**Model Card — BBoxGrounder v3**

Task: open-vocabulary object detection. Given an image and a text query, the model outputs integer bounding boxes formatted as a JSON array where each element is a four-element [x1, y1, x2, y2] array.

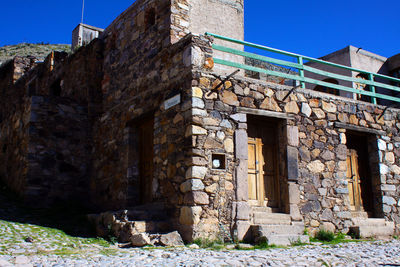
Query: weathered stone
[[381, 184, 396, 192], [288, 183, 300, 204], [186, 166, 207, 179], [287, 126, 299, 147], [301, 103, 312, 117], [299, 146, 311, 161], [159, 231, 184, 247], [307, 160, 325, 173], [349, 114, 359, 125], [240, 97, 256, 108], [180, 179, 205, 193], [322, 101, 337, 113], [382, 196, 396, 205], [312, 108, 325, 119], [217, 131, 225, 141], [339, 133, 346, 144], [338, 113, 349, 123], [131, 233, 151, 247], [284, 101, 299, 114], [221, 90, 239, 106], [321, 222, 336, 233], [192, 87, 203, 98], [380, 164, 390, 175], [230, 113, 246, 123], [186, 125, 207, 137], [184, 191, 209, 205], [205, 183, 218, 193], [321, 150, 335, 161], [336, 145, 347, 160], [385, 152, 395, 164], [378, 139, 387, 151], [224, 138, 234, 153], [236, 202, 250, 220], [287, 147, 299, 181], [260, 98, 282, 112], [220, 119, 232, 129], [363, 111, 375, 123], [235, 129, 248, 160], [179, 206, 202, 225], [204, 137, 223, 149]]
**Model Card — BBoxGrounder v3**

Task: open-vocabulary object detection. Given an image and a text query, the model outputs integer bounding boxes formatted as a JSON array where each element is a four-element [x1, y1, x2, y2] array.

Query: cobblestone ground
[[1, 218, 400, 267]]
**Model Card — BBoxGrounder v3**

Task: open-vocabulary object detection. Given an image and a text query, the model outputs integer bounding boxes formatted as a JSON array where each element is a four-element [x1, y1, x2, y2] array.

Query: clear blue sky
[[1, 0, 399, 59]]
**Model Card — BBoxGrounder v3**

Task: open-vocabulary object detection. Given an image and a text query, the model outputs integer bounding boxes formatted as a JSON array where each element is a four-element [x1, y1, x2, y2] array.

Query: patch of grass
[[253, 241, 279, 250], [314, 230, 335, 242]]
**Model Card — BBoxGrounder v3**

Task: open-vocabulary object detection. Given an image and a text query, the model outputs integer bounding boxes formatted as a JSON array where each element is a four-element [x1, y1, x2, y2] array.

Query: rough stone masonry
[[0, 0, 399, 243]]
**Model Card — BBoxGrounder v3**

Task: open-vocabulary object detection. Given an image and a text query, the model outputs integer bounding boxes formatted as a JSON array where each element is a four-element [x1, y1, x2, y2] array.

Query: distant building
[[72, 23, 104, 50]]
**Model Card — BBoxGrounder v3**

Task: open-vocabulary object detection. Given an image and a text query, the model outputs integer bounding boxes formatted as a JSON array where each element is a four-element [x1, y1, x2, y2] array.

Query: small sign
[[164, 94, 181, 110]]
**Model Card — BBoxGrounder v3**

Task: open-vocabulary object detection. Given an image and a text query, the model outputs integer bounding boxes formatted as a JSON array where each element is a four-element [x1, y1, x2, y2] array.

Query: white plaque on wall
[[164, 94, 181, 110]]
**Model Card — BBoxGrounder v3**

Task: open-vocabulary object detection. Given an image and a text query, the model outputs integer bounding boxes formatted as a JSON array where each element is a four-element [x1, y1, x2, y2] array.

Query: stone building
[[0, 0, 400, 244]]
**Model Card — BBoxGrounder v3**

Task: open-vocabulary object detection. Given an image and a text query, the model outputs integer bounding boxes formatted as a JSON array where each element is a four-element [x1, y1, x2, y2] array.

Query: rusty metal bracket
[[377, 104, 398, 121], [206, 69, 240, 96], [281, 85, 301, 102]]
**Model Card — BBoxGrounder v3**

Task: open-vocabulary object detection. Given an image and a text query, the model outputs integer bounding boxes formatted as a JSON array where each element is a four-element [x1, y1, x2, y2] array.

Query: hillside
[[0, 43, 70, 66]]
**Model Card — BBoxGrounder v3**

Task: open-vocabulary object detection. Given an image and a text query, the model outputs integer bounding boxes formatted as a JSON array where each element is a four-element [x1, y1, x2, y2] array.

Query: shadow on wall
[[0, 179, 96, 238]]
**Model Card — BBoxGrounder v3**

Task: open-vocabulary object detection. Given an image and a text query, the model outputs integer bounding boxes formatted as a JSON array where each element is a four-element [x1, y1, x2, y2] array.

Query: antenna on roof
[[81, 0, 85, 24]]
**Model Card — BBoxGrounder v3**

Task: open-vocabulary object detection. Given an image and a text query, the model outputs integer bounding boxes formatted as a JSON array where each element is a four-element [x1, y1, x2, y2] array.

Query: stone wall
[[178, 37, 400, 240]]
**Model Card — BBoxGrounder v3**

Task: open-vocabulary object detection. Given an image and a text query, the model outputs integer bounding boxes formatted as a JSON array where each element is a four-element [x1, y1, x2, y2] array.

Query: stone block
[[284, 101, 299, 114], [301, 103, 312, 117], [131, 233, 151, 247], [288, 183, 300, 204], [289, 204, 302, 221], [224, 138, 234, 153], [381, 184, 396, 192], [321, 222, 336, 233], [307, 160, 325, 173], [287, 126, 299, 147], [185, 125, 207, 137], [221, 90, 239, 106], [235, 129, 248, 160], [236, 202, 250, 220], [180, 179, 205, 193], [378, 139, 387, 151], [287, 147, 299, 181], [185, 166, 207, 179], [236, 221, 251, 241], [192, 87, 203, 98], [159, 231, 185, 247], [184, 191, 209, 205], [380, 164, 390, 175], [382, 196, 396, 205], [236, 159, 248, 201], [230, 113, 246, 123], [179, 206, 202, 225]]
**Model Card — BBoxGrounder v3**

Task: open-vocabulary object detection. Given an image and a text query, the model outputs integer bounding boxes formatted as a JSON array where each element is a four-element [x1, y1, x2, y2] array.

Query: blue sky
[[1, 0, 399, 59]]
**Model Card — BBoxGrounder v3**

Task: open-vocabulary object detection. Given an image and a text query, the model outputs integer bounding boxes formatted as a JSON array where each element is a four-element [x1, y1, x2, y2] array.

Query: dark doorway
[[346, 132, 380, 217]]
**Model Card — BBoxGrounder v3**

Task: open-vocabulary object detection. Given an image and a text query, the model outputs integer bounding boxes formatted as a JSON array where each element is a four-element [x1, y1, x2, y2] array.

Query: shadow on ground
[[0, 181, 96, 238]]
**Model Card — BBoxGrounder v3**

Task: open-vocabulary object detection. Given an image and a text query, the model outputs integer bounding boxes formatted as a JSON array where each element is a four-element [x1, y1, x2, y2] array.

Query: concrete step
[[350, 218, 395, 238], [252, 223, 305, 237], [253, 212, 291, 225]]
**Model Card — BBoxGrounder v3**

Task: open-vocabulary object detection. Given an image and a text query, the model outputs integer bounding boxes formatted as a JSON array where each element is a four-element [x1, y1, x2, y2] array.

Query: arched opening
[[314, 78, 340, 96]]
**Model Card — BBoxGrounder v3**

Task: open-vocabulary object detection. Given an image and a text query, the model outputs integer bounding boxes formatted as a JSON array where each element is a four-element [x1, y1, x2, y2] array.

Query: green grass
[[310, 230, 363, 245]]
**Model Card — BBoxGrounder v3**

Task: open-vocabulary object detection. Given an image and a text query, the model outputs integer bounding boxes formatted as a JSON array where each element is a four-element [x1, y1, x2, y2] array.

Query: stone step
[[351, 218, 388, 226], [251, 206, 279, 213], [351, 211, 369, 219], [252, 223, 305, 237], [350, 218, 395, 238], [253, 212, 291, 225], [265, 234, 310, 246]]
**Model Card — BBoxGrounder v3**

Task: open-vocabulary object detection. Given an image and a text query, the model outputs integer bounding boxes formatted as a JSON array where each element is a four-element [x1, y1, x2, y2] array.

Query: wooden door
[[247, 121, 280, 208], [346, 149, 363, 211], [139, 117, 154, 204], [248, 137, 264, 206]]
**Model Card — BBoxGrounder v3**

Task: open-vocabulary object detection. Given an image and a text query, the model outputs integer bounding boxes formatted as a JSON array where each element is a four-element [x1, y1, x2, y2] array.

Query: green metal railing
[[205, 32, 400, 104]]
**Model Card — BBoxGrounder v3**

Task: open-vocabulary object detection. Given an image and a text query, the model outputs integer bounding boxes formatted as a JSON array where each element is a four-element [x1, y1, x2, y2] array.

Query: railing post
[[368, 73, 377, 104], [298, 56, 305, 89]]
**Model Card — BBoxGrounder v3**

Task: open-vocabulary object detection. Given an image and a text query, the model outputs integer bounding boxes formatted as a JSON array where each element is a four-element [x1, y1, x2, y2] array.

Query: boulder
[[131, 233, 151, 247], [159, 231, 185, 247]]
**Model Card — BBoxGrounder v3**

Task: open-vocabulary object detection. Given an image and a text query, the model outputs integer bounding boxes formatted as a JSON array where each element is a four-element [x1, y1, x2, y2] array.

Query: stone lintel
[[334, 122, 385, 136], [236, 107, 294, 120]]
